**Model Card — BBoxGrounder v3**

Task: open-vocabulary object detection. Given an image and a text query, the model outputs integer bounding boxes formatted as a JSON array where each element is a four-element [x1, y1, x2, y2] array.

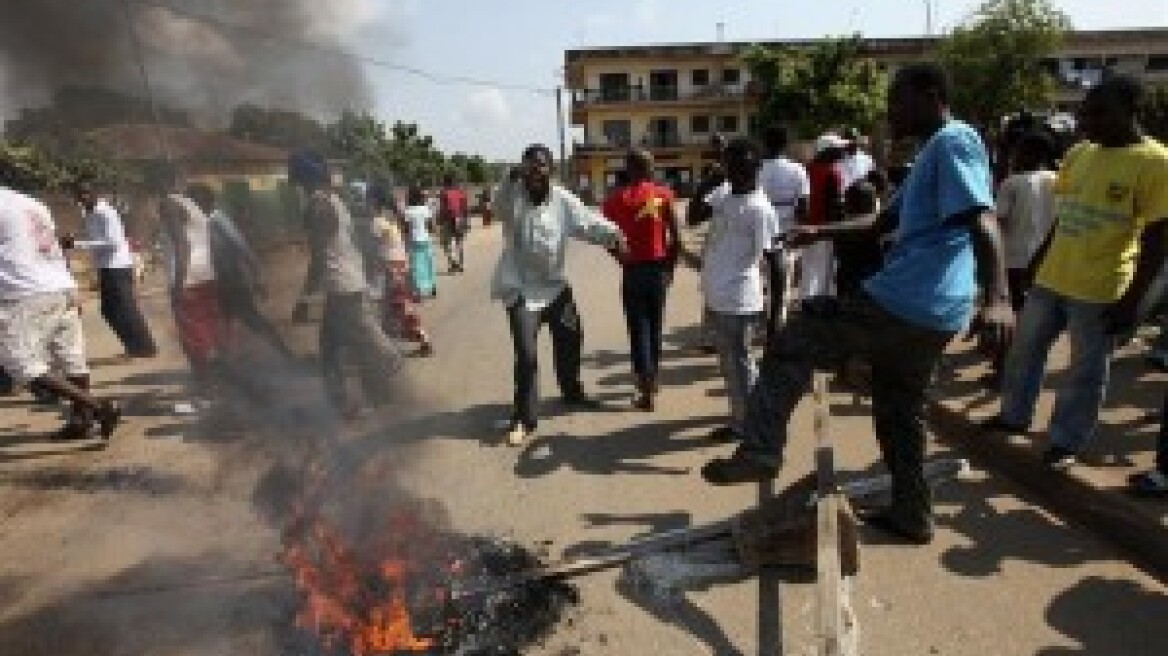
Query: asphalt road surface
[[0, 225, 1164, 655]]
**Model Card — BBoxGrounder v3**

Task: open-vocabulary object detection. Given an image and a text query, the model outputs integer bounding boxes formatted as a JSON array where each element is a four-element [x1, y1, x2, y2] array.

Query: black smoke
[[0, 0, 375, 122]]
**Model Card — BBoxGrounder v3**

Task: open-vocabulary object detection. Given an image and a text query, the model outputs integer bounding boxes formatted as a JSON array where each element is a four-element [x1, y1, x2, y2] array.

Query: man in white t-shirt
[[0, 182, 121, 441], [68, 181, 157, 358], [757, 125, 809, 338], [689, 138, 777, 440]]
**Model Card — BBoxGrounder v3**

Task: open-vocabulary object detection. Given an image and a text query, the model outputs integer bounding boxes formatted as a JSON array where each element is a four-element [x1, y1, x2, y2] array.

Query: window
[[1149, 55, 1168, 71], [691, 69, 710, 86], [602, 120, 632, 146], [691, 115, 711, 134], [649, 70, 678, 101], [717, 115, 739, 133], [598, 72, 631, 102], [721, 68, 742, 84], [647, 117, 681, 147]]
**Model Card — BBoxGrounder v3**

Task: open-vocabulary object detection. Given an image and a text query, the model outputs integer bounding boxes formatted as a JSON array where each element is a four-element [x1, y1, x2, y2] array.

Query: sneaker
[[700, 450, 779, 485], [1041, 445, 1078, 470], [505, 422, 532, 447], [860, 510, 934, 545]]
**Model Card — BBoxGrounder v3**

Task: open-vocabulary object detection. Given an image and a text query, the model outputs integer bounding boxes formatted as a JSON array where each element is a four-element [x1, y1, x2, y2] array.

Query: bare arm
[[1107, 220, 1167, 335]]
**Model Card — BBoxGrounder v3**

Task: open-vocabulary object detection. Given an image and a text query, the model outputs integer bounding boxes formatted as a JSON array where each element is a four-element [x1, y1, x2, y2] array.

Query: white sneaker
[[505, 423, 532, 447]]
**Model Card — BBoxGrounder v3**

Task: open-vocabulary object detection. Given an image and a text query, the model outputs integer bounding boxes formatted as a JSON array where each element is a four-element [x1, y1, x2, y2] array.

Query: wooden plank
[[813, 372, 846, 656]]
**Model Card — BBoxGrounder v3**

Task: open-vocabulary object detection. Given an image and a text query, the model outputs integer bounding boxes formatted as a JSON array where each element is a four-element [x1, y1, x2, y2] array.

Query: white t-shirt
[[840, 150, 875, 190], [758, 157, 810, 240], [403, 205, 432, 244], [997, 169, 1057, 270], [0, 187, 77, 300], [77, 200, 134, 270], [701, 184, 774, 314]]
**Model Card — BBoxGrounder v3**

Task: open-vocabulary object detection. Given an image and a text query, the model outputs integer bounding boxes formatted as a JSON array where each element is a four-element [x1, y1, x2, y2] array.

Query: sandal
[[1128, 470, 1168, 498]]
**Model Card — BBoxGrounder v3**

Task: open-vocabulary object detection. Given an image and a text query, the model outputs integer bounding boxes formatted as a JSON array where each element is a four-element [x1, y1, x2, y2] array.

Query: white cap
[[815, 133, 849, 154]]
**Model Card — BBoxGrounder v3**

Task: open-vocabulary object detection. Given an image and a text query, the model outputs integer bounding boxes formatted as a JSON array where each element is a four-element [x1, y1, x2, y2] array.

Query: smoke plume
[[0, 0, 377, 121]]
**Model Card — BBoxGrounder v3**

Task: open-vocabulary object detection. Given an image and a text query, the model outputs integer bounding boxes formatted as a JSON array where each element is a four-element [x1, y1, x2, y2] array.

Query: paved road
[[0, 225, 1164, 655]]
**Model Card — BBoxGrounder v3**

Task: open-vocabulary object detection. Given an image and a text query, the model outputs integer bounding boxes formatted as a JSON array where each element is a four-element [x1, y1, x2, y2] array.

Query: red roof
[[87, 124, 288, 164]]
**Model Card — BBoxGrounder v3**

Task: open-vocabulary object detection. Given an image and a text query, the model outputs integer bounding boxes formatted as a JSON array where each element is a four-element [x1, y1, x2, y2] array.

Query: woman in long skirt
[[371, 189, 433, 356], [403, 187, 438, 299]]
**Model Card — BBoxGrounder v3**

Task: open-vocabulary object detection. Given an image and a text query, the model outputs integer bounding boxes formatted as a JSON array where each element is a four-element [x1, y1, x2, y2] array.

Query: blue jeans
[[1000, 286, 1113, 452], [709, 311, 760, 433]]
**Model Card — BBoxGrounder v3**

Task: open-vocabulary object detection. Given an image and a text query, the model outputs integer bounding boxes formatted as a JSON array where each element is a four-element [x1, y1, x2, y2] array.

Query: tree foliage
[[1143, 85, 1168, 143], [743, 35, 888, 139], [938, 0, 1071, 132]]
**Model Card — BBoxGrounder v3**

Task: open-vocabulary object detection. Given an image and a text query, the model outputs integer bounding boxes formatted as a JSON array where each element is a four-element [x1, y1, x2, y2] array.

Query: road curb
[[679, 234, 1168, 585]]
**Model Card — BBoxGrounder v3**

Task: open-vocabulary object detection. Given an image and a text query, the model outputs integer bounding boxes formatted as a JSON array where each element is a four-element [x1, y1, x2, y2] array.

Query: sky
[[337, 0, 1166, 161]]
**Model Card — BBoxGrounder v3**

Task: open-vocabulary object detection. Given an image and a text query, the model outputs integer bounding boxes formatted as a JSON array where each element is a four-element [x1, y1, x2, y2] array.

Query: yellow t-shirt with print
[[1036, 138, 1168, 303]]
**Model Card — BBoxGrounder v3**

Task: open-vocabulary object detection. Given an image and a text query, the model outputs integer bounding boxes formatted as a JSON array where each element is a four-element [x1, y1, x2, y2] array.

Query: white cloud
[[463, 88, 512, 126]]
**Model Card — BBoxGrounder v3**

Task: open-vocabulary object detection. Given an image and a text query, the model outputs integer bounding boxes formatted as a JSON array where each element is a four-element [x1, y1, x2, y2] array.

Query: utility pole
[[117, 0, 171, 164], [556, 85, 569, 186], [924, 0, 935, 37]]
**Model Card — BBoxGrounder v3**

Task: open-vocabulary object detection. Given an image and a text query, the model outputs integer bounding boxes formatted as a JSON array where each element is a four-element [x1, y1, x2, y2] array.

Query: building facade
[[565, 28, 1168, 198]]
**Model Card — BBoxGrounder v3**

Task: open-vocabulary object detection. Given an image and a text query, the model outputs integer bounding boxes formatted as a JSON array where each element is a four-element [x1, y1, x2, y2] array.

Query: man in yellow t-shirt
[[985, 75, 1168, 469]]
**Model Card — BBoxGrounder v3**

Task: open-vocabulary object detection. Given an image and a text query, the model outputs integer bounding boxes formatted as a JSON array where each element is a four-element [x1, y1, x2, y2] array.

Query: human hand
[[976, 297, 1015, 358], [612, 233, 630, 258], [783, 225, 821, 249]]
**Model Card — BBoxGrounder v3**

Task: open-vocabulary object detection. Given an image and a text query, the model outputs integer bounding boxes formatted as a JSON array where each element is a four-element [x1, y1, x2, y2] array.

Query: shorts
[[0, 291, 89, 384]]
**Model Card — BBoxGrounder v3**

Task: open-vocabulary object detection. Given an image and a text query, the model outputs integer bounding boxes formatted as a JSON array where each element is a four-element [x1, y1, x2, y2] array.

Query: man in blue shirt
[[698, 63, 1015, 544]]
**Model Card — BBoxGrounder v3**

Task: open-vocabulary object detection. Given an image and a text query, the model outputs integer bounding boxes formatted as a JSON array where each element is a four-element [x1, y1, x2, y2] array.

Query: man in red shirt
[[438, 174, 469, 273], [799, 134, 848, 301], [602, 148, 680, 410]]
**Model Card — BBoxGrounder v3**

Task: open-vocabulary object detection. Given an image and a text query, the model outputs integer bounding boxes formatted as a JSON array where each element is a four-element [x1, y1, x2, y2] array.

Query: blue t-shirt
[[864, 120, 992, 332]]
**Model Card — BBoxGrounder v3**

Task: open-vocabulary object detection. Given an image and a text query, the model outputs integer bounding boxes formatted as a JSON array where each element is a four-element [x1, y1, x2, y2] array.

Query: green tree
[[1143, 85, 1168, 142], [743, 35, 888, 139], [938, 0, 1071, 133]]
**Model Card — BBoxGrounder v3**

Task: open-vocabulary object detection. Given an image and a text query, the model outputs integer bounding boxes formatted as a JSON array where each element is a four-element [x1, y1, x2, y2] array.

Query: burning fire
[[281, 516, 440, 654], [277, 460, 578, 655]]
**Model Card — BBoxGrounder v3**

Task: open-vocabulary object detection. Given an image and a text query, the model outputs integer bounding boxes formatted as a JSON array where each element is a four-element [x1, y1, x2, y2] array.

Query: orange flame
[[281, 518, 435, 654]]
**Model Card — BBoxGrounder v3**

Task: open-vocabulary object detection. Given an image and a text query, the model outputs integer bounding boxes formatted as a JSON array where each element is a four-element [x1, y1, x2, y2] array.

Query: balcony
[[573, 134, 714, 155], [573, 83, 754, 107]]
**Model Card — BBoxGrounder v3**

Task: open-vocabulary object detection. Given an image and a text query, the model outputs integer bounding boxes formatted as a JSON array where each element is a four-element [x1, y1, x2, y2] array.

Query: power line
[[126, 0, 556, 96]]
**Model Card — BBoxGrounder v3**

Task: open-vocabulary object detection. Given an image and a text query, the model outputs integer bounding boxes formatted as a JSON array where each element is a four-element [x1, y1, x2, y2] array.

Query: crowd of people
[[1, 62, 1166, 543]]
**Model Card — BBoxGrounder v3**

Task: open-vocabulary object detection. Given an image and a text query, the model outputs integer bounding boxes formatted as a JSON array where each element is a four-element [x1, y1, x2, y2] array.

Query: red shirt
[[439, 187, 467, 224], [806, 161, 844, 226], [602, 180, 675, 263]]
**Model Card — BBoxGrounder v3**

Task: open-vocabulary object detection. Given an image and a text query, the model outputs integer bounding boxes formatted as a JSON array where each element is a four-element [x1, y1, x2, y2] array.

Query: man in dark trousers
[[288, 151, 400, 419], [602, 148, 680, 411], [491, 145, 627, 446], [69, 181, 157, 358], [696, 63, 1014, 545], [438, 174, 469, 273]]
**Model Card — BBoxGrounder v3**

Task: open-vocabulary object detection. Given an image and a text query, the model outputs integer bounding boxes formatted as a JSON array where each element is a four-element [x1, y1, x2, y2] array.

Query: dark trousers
[[440, 222, 466, 270], [320, 292, 400, 411], [98, 267, 156, 355], [621, 261, 669, 379], [740, 294, 954, 524], [763, 250, 786, 341], [506, 288, 584, 430]]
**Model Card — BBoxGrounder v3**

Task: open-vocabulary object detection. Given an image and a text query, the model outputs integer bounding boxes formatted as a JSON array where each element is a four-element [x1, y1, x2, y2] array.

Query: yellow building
[[565, 28, 1168, 199]]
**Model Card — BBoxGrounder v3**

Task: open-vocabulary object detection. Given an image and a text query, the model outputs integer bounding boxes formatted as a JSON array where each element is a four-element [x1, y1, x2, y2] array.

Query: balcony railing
[[574, 83, 752, 106], [574, 134, 714, 153]]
